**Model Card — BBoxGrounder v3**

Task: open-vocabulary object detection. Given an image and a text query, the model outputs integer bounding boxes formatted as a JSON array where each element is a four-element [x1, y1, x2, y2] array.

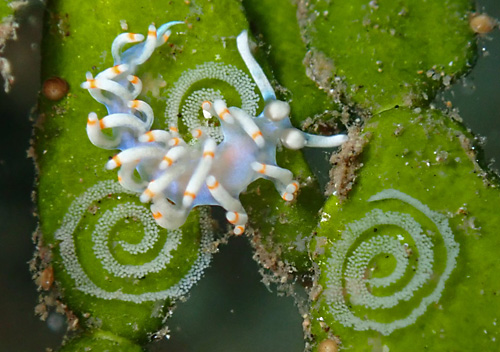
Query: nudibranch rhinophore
[[82, 21, 348, 235]]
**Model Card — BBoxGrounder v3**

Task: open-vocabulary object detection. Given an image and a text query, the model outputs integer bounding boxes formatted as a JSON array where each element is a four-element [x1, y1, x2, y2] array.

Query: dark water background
[[1, 1, 499, 351]]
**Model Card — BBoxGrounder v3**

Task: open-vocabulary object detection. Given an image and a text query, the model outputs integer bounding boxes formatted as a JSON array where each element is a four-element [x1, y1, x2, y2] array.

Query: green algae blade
[[299, 0, 476, 113], [309, 107, 500, 351], [34, 0, 257, 347]]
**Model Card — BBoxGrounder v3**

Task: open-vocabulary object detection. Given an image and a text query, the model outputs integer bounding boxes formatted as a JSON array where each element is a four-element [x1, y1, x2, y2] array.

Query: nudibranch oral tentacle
[[83, 22, 348, 235]]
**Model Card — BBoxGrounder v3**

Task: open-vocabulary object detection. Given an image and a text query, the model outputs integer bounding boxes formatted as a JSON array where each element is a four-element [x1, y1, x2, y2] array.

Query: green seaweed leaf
[[310, 107, 500, 351], [299, 0, 476, 113]]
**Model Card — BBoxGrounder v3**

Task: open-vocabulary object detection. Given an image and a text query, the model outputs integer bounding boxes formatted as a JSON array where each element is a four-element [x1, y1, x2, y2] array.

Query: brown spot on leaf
[[318, 339, 339, 352], [470, 13, 497, 34], [38, 266, 54, 290], [42, 77, 69, 101]]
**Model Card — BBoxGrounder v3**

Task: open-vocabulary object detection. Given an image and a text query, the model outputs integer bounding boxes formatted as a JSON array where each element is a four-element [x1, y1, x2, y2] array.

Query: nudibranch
[[82, 21, 348, 235]]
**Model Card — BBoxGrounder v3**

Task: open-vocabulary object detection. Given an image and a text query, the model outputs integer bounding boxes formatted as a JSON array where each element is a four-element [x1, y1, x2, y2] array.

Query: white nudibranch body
[[82, 22, 348, 235]]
